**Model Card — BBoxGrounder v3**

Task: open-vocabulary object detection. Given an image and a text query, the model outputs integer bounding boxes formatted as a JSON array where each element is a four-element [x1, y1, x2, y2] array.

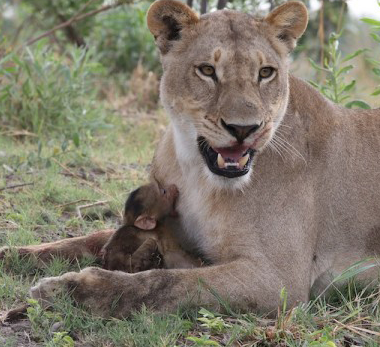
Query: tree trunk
[[201, 0, 208, 14], [217, 0, 227, 10]]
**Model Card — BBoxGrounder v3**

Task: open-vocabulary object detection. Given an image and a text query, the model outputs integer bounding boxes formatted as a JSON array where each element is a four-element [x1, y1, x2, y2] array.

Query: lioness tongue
[[214, 146, 249, 169]]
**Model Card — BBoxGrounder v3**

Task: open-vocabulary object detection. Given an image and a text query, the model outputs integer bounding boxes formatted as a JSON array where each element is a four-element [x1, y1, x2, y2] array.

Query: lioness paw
[[30, 275, 68, 308]]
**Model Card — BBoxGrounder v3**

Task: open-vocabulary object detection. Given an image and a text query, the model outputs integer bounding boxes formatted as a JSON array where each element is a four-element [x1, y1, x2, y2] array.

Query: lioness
[[1, 0, 379, 317]]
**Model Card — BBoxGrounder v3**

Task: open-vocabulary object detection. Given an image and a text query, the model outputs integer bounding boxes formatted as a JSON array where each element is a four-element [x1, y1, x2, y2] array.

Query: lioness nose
[[221, 119, 261, 143]]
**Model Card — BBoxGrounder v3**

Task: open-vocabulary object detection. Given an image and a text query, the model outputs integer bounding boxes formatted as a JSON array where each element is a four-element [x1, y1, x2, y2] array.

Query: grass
[[1, 94, 380, 347]]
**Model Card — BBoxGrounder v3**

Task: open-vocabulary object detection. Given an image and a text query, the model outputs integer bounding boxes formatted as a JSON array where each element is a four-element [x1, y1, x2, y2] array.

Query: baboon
[[101, 181, 201, 272]]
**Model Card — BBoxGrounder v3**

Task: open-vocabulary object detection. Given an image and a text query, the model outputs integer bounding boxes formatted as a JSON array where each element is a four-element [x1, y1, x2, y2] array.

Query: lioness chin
[[2, 0, 379, 318]]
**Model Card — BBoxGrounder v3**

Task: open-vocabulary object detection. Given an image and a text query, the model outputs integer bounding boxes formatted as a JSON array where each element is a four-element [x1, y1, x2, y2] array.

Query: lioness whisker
[[268, 141, 286, 162], [273, 134, 307, 164]]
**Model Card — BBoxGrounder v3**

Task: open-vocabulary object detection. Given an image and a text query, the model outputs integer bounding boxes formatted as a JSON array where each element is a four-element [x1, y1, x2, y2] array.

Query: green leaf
[[3, 66, 17, 73], [372, 88, 380, 96], [333, 258, 377, 282], [342, 49, 368, 62], [339, 95, 350, 103], [366, 58, 380, 66], [308, 80, 320, 89], [361, 18, 380, 26], [373, 68, 380, 76], [370, 33, 380, 43], [73, 133, 80, 147], [37, 141, 42, 157], [199, 307, 216, 318], [345, 100, 371, 109], [342, 80, 356, 92], [61, 139, 68, 152], [337, 65, 353, 76], [308, 58, 329, 72]]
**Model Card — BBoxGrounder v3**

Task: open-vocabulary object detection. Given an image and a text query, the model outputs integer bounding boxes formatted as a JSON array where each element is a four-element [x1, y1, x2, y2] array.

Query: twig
[[0, 182, 34, 191], [76, 200, 109, 219], [337, 1, 347, 34], [25, 0, 96, 47], [23, 0, 130, 48], [334, 319, 378, 340], [56, 199, 92, 208], [0, 129, 38, 137], [2, 165, 14, 174], [318, 0, 325, 66]]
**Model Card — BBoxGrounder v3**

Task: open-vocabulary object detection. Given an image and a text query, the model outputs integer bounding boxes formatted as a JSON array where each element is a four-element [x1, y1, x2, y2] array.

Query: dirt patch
[[0, 319, 41, 347]]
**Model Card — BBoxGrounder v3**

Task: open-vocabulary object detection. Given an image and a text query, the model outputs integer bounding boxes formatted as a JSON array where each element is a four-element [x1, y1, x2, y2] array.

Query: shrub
[[361, 10, 380, 96], [0, 41, 108, 142], [309, 32, 370, 109], [90, 2, 160, 74]]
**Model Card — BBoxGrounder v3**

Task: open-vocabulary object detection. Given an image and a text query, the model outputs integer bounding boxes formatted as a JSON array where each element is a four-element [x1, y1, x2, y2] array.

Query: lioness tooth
[[238, 154, 249, 167], [224, 162, 239, 168], [217, 153, 225, 169]]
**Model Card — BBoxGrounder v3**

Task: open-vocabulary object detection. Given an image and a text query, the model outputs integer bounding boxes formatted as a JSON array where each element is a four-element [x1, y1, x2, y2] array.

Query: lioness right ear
[[265, 1, 308, 52], [147, 0, 199, 54], [134, 214, 157, 230]]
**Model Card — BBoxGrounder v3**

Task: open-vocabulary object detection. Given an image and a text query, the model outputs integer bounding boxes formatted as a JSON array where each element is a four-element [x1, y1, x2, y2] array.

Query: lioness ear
[[265, 1, 308, 52], [134, 215, 157, 230], [147, 0, 199, 54]]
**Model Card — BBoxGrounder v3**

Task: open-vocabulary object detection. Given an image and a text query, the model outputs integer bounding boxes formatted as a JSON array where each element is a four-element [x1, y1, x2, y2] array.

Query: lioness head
[[147, 0, 308, 187]]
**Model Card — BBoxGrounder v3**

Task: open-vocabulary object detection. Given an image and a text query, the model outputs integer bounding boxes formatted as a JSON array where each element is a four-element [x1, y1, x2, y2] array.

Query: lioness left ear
[[147, 0, 199, 54], [265, 1, 308, 52]]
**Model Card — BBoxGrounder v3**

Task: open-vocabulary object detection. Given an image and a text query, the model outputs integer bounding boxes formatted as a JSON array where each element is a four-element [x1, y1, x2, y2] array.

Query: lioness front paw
[[30, 275, 68, 308], [30, 267, 131, 317]]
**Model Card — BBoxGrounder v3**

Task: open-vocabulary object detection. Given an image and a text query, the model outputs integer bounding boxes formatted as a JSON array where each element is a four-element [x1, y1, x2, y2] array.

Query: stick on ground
[[0, 182, 34, 191], [76, 200, 109, 219]]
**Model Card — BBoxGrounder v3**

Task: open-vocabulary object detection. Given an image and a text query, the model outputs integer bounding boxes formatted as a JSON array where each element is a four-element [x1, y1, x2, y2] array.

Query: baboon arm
[[131, 237, 159, 272], [0, 229, 114, 262], [132, 238, 158, 261], [29, 259, 301, 317]]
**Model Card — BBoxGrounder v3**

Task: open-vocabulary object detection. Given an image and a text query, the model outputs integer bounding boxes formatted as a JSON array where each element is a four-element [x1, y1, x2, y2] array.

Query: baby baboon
[[101, 181, 201, 272]]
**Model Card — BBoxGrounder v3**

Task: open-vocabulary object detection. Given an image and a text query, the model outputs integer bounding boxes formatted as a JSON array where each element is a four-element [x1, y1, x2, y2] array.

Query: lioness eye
[[259, 67, 275, 80], [199, 65, 215, 77]]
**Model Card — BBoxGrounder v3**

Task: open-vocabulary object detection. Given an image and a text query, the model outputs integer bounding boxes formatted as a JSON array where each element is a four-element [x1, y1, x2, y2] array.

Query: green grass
[[1, 107, 380, 347]]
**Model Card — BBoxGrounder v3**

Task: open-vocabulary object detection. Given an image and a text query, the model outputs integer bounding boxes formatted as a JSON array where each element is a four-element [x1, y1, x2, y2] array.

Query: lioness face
[[148, 1, 307, 186]]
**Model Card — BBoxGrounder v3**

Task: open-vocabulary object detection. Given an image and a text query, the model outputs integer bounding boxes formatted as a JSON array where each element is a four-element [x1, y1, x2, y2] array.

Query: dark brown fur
[[101, 181, 201, 272]]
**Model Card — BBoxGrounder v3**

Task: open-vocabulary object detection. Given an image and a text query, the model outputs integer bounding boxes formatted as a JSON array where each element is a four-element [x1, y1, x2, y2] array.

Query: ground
[[1, 102, 380, 346]]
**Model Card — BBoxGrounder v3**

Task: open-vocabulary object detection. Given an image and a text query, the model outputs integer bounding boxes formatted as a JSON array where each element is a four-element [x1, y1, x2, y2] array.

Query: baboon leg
[[0, 229, 114, 263]]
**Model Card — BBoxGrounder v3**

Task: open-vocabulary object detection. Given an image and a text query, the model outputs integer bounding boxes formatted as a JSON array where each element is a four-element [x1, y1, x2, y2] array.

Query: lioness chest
[[171, 150, 315, 265]]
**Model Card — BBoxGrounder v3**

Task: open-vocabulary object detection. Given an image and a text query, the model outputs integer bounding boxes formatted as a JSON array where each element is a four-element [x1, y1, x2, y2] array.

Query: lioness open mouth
[[197, 136, 255, 178]]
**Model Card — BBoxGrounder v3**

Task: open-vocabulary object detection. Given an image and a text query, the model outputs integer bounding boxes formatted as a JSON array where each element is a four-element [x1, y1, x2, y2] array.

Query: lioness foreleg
[[0, 229, 114, 263], [29, 260, 305, 317]]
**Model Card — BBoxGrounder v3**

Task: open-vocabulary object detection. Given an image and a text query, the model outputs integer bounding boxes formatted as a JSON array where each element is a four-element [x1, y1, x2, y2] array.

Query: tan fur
[[2, 1, 380, 317]]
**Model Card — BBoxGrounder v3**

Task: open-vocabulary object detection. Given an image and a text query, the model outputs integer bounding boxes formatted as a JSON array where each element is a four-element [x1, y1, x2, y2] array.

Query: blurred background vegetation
[[0, 0, 379, 154]]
